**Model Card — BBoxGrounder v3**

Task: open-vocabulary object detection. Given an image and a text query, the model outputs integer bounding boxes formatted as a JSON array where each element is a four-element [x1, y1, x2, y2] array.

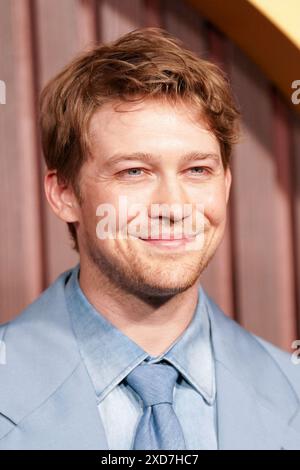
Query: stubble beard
[[83, 230, 216, 303]]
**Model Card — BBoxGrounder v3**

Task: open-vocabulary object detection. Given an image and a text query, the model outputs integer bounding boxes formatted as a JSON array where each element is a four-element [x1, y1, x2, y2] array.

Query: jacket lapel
[[201, 287, 300, 450], [0, 361, 109, 450]]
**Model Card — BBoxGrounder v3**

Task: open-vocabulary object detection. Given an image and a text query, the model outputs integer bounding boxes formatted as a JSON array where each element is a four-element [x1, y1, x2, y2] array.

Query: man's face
[[75, 99, 231, 297]]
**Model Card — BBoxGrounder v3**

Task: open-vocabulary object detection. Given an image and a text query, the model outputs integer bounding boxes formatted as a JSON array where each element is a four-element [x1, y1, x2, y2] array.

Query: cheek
[[80, 202, 98, 237], [81, 189, 147, 238], [116, 193, 152, 232], [79, 188, 113, 236], [200, 185, 228, 227]]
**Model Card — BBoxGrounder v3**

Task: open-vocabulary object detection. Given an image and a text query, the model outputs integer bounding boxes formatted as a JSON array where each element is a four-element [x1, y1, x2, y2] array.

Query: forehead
[[88, 99, 220, 156]]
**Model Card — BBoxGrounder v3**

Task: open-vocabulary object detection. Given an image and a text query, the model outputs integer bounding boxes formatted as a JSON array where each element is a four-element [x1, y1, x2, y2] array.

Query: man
[[0, 27, 299, 450]]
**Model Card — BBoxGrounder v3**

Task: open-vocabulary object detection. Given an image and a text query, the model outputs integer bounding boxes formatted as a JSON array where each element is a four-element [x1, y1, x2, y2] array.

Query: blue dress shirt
[[64, 264, 218, 450]]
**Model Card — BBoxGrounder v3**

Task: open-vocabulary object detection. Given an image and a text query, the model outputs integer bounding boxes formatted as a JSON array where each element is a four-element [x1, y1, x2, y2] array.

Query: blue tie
[[125, 361, 186, 450]]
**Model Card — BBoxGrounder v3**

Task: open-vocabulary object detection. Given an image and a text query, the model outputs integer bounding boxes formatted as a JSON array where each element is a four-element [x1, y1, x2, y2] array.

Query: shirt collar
[[65, 264, 215, 406]]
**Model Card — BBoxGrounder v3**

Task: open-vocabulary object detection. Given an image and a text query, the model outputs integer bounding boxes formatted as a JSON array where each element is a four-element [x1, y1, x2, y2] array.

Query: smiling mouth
[[140, 236, 196, 241], [138, 235, 198, 249]]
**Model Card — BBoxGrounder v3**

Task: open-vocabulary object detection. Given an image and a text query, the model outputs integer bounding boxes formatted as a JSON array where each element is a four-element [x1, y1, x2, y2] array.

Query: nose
[[149, 175, 192, 223]]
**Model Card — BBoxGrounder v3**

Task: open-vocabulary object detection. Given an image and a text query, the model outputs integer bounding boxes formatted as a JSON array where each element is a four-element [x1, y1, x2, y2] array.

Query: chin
[[135, 273, 199, 298]]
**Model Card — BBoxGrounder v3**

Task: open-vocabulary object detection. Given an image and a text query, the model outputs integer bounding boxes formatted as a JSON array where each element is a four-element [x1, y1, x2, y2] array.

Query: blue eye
[[126, 168, 143, 176], [189, 167, 209, 175], [118, 168, 144, 177]]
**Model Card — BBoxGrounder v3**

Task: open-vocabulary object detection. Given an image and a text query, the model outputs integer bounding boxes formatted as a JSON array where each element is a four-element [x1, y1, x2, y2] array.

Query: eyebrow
[[105, 151, 221, 166]]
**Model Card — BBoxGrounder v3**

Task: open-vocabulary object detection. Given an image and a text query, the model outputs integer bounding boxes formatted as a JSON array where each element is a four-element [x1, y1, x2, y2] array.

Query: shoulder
[[0, 267, 79, 367], [201, 286, 300, 402], [0, 267, 81, 425], [0, 267, 73, 334], [0, 266, 78, 365], [254, 335, 300, 398]]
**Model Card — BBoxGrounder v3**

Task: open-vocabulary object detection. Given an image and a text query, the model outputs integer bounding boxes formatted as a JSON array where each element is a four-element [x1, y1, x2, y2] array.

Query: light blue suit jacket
[[0, 268, 299, 450]]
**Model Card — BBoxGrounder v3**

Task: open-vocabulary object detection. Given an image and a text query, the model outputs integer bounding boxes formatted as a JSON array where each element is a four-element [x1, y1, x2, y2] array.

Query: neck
[[78, 258, 200, 357]]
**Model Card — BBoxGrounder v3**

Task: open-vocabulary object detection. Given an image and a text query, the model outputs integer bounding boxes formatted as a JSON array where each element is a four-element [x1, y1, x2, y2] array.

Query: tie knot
[[125, 362, 179, 407]]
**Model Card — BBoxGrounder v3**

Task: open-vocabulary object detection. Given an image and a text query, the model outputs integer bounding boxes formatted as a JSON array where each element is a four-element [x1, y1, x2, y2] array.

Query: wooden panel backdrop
[[0, 0, 299, 351]]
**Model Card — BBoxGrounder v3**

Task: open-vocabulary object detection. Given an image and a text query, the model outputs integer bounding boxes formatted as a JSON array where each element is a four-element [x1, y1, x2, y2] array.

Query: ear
[[224, 166, 232, 204], [44, 170, 79, 223]]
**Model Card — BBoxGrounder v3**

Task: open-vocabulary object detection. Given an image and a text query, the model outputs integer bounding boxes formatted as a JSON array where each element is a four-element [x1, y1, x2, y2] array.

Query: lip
[[139, 236, 197, 249]]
